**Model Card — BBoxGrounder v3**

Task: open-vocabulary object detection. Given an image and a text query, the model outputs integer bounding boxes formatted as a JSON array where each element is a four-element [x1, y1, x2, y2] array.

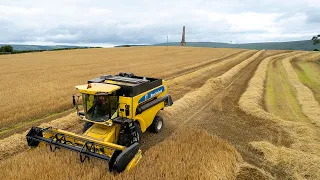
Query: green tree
[[0, 45, 13, 53], [3, 45, 13, 52], [312, 34, 320, 45]]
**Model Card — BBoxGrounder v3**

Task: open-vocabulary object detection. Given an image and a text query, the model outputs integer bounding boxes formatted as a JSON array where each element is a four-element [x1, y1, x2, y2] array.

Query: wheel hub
[[157, 120, 163, 130]]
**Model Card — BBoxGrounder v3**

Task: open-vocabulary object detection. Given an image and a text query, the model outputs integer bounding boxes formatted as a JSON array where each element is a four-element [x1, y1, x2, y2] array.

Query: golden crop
[[1, 47, 320, 179]]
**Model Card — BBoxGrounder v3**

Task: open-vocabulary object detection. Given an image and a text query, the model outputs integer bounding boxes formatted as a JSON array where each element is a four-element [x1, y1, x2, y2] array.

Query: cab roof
[[75, 83, 120, 95]]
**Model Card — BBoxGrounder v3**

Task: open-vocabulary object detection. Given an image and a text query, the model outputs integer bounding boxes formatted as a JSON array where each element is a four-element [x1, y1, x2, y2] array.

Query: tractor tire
[[118, 121, 142, 147], [133, 122, 142, 144], [150, 116, 163, 133], [82, 122, 93, 133]]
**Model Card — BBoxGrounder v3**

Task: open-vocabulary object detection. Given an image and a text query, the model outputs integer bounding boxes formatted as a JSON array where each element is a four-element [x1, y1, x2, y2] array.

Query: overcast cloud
[[0, 0, 319, 46]]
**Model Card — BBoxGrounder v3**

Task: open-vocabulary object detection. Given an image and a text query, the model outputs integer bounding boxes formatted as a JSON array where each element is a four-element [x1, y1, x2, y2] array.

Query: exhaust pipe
[[136, 94, 173, 114]]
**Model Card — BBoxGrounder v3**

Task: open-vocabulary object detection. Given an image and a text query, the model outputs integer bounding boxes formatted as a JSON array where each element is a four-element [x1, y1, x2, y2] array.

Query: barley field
[[1, 47, 320, 179]]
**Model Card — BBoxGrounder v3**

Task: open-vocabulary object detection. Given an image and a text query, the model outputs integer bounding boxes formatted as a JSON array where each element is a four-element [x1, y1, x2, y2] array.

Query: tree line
[[312, 34, 320, 51], [0, 45, 102, 55], [0, 45, 13, 53]]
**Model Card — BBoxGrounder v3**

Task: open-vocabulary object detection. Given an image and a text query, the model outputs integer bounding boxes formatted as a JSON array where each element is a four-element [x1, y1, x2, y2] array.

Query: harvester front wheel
[[150, 116, 163, 133], [82, 122, 93, 133], [118, 121, 142, 147]]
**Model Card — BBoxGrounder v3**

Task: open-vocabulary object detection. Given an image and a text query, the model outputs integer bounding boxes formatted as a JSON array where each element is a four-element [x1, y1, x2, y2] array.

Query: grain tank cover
[[87, 73, 163, 97]]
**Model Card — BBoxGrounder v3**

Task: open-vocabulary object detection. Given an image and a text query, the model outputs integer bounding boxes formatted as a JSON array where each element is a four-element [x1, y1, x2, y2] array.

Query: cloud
[[0, 0, 319, 46]]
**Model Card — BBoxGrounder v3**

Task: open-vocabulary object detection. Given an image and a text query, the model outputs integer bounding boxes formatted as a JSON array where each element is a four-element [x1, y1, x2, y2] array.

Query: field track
[[265, 54, 308, 122], [1, 47, 320, 179]]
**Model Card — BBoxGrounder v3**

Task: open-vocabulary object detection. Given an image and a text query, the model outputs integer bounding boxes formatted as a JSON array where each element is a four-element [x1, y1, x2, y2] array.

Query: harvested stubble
[[296, 51, 320, 62], [163, 49, 247, 79], [238, 51, 300, 121], [167, 50, 256, 87], [165, 50, 263, 123], [0, 47, 242, 129], [216, 50, 264, 84], [265, 56, 307, 122], [239, 51, 320, 179], [250, 141, 320, 180], [282, 53, 320, 126], [293, 55, 320, 103], [0, 128, 242, 180]]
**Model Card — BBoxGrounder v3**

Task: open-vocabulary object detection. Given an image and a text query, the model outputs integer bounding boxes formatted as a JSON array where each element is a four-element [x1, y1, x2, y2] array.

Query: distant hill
[[3, 40, 319, 51], [154, 40, 319, 51], [0, 44, 90, 51], [114, 45, 148, 47]]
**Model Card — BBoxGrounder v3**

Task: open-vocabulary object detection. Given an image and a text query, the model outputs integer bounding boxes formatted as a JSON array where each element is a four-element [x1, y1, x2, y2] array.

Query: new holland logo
[[138, 86, 165, 104]]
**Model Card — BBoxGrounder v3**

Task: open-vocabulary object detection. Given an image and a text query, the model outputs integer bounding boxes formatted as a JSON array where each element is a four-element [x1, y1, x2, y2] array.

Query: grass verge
[[265, 57, 307, 122], [292, 61, 320, 103], [282, 53, 320, 127]]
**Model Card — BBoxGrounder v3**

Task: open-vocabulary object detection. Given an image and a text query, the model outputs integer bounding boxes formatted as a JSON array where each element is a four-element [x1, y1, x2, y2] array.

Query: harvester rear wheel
[[133, 122, 142, 143], [150, 116, 163, 133]]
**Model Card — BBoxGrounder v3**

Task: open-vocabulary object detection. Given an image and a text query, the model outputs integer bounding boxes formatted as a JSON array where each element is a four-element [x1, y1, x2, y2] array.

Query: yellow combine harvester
[[26, 72, 173, 173]]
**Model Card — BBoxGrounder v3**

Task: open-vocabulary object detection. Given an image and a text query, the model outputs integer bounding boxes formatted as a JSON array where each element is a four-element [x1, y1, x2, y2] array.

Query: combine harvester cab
[[26, 72, 173, 173]]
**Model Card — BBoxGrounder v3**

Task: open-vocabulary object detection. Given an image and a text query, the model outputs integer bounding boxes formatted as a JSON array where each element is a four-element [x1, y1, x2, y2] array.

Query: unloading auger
[[26, 72, 173, 173]]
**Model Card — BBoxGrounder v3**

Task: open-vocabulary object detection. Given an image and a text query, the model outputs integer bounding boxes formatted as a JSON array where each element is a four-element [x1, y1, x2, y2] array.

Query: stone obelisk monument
[[180, 26, 186, 46]]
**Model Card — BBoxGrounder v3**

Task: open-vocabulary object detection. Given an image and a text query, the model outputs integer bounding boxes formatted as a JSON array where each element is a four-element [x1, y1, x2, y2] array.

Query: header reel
[[26, 127, 142, 173]]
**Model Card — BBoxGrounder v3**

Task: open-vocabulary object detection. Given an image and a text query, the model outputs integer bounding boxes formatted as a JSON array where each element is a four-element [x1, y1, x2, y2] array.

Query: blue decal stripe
[[138, 86, 165, 104]]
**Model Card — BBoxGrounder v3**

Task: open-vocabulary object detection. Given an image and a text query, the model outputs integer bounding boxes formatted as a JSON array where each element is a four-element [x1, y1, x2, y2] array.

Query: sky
[[0, 0, 319, 47]]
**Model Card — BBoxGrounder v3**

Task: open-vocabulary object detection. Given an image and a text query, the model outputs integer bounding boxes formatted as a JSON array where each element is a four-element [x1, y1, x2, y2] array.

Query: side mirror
[[72, 95, 76, 107], [125, 105, 130, 116], [72, 95, 79, 112]]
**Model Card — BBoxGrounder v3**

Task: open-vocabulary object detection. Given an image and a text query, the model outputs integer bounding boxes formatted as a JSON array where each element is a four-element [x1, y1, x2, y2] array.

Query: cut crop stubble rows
[[292, 53, 320, 103], [239, 51, 320, 179], [282, 53, 320, 126]]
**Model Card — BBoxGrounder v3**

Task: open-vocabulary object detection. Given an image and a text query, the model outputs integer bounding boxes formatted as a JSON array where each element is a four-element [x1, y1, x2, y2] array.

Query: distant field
[[0, 47, 320, 179]]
